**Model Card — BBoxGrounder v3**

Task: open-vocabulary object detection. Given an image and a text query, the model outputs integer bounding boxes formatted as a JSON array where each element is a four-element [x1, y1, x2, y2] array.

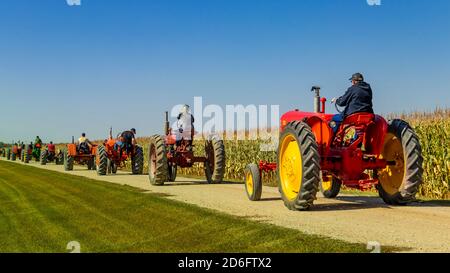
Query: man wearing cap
[[331, 73, 374, 132]]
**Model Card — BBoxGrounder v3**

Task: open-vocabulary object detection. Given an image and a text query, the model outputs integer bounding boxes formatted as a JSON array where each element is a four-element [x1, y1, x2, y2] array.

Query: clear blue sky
[[1, 0, 449, 143]]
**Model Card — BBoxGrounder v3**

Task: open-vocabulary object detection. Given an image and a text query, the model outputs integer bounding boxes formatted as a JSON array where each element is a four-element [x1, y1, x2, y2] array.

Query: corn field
[[59, 109, 449, 200]]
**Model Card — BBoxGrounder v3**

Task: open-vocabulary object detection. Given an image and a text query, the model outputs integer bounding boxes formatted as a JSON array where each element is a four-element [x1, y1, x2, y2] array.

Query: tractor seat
[[342, 112, 375, 126]]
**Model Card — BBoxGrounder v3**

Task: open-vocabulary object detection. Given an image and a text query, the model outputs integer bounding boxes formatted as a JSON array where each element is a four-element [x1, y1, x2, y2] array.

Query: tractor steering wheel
[[335, 103, 344, 114]]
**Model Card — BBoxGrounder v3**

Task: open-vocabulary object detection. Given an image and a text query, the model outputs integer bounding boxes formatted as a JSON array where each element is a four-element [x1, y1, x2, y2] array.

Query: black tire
[[148, 135, 169, 186], [96, 145, 108, 176], [11, 151, 16, 161], [40, 150, 48, 165], [6, 149, 11, 160], [320, 174, 342, 199], [21, 150, 25, 162], [376, 119, 423, 205], [277, 121, 321, 211], [64, 150, 74, 171], [131, 145, 144, 175], [87, 157, 94, 170], [244, 163, 262, 201], [204, 137, 226, 184], [55, 152, 64, 165], [24, 150, 30, 163], [168, 164, 177, 182]]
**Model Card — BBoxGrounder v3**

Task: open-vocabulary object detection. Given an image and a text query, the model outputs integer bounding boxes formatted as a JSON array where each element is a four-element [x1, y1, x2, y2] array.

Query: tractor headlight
[[329, 121, 337, 128]]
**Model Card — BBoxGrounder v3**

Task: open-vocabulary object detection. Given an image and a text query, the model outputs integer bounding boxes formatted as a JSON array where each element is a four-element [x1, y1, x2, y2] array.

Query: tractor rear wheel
[[277, 121, 320, 211], [320, 174, 342, 198], [96, 146, 108, 175], [148, 135, 168, 186], [11, 151, 16, 161], [64, 150, 74, 171], [376, 119, 423, 205], [131, 145, 144, 175], [21, 150, 25, 162], [6, 149, 11, 160], [244, 163, 262, 201], [40, 150, 48, 165], [204, 137, 226, 184]]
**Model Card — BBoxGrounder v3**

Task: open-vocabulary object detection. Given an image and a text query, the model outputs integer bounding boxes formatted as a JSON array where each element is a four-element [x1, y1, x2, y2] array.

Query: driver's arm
[[336, 88, 353, 107]]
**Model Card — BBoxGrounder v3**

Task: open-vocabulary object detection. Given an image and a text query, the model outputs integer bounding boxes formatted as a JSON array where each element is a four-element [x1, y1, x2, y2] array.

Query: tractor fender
[[304, 116, 333, 155], [367, 115, 389, 156]]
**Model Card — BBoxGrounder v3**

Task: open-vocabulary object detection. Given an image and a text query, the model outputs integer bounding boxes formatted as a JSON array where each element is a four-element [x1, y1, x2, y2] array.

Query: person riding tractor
[[32, 136, 43, 160], [113, 128, 137, 157], [331, 73, 374, 133], [176, 104, 195, 148], [77, 133, 93, 155]]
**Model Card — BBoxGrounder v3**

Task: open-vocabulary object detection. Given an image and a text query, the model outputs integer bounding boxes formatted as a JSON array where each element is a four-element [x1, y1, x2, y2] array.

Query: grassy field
[[0, 160, 374, 253]]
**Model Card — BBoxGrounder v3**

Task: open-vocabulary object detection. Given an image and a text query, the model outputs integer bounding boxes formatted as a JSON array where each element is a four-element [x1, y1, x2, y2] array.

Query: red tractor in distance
[[244, 86, 423, 210], [96, 129, 144, 175], [148, 111, 225, 186], [64, 137, 98, 171]]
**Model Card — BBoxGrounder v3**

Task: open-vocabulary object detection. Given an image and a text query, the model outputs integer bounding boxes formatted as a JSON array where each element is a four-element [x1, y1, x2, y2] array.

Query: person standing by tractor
[[331, 73, 374, 131]]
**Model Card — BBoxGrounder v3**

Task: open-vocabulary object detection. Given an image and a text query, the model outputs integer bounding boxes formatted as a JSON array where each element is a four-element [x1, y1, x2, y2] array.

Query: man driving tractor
[[47, 141, 56, 154], [331, 73, 374, 132], [176, 104, 195, 147], [77, 133, 93, 154], [118, 128, 137, 154]]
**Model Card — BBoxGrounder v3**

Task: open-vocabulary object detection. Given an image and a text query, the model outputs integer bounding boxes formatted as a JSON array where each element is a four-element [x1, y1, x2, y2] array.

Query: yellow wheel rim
[[279, 134, 302, 201], [321, 175, 333, 192], [378, 133, 405, 195], [246, 172, 254, 196]]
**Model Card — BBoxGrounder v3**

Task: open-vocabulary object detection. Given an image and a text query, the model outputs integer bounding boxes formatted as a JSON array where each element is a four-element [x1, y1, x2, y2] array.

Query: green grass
[[0, 160, 375, 253]]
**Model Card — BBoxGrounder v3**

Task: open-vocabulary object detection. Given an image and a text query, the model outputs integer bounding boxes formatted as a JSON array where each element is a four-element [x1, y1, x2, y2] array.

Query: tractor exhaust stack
[[311, 86, 321, 113], [164, 111, 170, 135]]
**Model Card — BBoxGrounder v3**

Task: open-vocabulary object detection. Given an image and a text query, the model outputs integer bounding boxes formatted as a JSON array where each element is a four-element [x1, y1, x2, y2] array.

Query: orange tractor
[[64, 137, 98, 171], [9, 143, 22, 161], [148, 111, 225, 185], [244, 86, 423, 210], [96, 130, 144, 175]]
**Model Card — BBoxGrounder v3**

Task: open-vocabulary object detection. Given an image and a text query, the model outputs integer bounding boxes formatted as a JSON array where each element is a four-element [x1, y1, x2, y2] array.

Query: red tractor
[[64, 137, 98, 171], [40, 144, 64, 166], [9, 143, 22, 161], [148, 111, 225, 185], [96, 131, 144, 175], [244, 86, 423, 210]]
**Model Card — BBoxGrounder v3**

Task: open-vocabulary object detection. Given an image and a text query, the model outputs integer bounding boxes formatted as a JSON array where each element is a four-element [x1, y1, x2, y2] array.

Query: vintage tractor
[[9, 143, 22, 161], [148, 111, 226, 186], [40, 145, 64, 165], [31, 143, 42, 162], [64, 137, 98, 171], [244, 86, 423, 210], [96, 130, 144, 175]]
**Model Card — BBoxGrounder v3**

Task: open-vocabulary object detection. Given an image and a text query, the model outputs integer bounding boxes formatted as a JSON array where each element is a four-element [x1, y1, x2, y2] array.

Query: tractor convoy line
[[2, 158, 450, 253]]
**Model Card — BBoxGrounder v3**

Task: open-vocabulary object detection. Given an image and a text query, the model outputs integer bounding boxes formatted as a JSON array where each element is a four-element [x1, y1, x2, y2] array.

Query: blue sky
[[1, 0, 449, 143]]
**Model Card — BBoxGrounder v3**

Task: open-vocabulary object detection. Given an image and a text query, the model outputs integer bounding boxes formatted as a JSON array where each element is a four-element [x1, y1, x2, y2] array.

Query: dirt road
[[3, 159, 449, 252]]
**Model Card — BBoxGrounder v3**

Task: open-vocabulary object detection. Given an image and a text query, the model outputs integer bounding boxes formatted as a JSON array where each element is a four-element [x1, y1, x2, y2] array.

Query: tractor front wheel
[[64, 150, 74, 171], [131, 145, 144, 175], [96, 146, 108, 175], [320, 174, 342, 199], [277, 121, 320, 211], [376, 119, 423, 205], [204, 137, 226, 184], [148, 135, 169, 186], [40, 150, 48, 165], [244, 163, 262, 201]]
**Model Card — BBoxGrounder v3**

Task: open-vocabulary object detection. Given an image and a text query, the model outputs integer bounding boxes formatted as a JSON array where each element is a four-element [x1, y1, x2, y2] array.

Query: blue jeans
[[332, 114, 344, 133]]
